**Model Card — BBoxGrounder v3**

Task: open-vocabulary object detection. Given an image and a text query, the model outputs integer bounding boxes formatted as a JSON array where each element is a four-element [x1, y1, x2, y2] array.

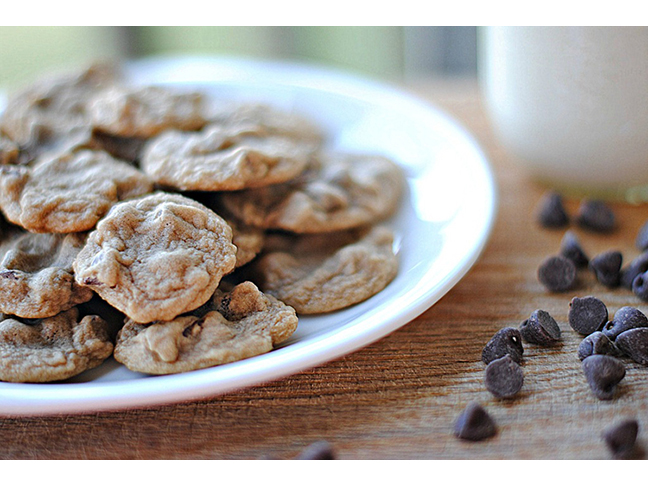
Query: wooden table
[[1, 78, 647, 460]]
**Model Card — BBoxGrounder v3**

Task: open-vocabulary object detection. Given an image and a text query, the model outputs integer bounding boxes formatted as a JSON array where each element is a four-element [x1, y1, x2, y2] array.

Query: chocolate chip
[[454, 402, 497, 441], [83, 277, 102, 286], [182, 317, 205, 338], [519, 309, 561, 345], [0, 270, 20, 280], [620, 252, 648, 289], [576, 199, 616, 233], [537, 192, 569, 228], [296, 440, 336, 460], [481, 327, 524, 365], [637, 220, 648, 251], [538, 255, 577, 292], [582, 355, 625, 400], [569, 296, 608, 335], [560, 230, 589, 268], [577, 331, 618, 361], [602, 306, 648, 340], [217, 294, 235, 320], [615, 328, 648, 365], [589, 251, 623, 288], [631, 271, 648, 301], [485, 355, 524, 399], [603, 419, 640, 459]]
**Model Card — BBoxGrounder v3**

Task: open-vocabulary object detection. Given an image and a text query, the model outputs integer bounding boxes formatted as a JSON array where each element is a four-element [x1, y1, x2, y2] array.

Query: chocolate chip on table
[[454, 402, 497, 441], [296, 440, 336, 460], [603, 419, 640, 459], [602, 306, 648, 340], [615, 328, 648, 365], [576, 199, 616, 233], [636, 220, 648, 251], [537, 255, 577, 292], [569, 296, 609, 335], [560, 230, 589, 268], [577, 331, 618, 361], [620, 251, 648, 289], [582, 354, 626, 400], [537, 191, 569, 228], [481, 327, 524, 365], [485, 355, 524, 399], [519, 309, 561, 345], [631, 270, 648, 301], [589, 250, 623, 288]]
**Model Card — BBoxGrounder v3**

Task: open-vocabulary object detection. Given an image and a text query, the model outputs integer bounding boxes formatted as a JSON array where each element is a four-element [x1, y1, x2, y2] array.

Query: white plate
[[0, 57, 496, 416]]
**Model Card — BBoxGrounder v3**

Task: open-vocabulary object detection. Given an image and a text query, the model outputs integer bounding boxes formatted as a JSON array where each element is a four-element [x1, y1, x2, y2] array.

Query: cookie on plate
[[0, 64, 118, 150], [0, 149, 154, 233], [208, 102, 324, 147], [0, 230, 93, 318], [140, 121, 314, 191], [0, 307, 113, 383], [73, 192, 237, 323], [219, 152, 404, 233], [253, 226, 398, 314], [88, 85, 206, 139], [113, 281, 298, 374]]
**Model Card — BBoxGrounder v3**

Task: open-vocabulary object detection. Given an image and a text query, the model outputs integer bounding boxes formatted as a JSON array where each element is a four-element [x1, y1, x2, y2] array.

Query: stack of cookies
[[0, 64, 404, 382]]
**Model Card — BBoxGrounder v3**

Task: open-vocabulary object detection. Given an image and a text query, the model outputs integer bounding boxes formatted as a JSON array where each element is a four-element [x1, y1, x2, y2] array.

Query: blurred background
[[0, 26, 478, 89]]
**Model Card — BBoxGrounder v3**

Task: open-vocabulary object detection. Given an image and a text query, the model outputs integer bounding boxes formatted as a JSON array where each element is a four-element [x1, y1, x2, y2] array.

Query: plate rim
[[0, 56, 497, 416]]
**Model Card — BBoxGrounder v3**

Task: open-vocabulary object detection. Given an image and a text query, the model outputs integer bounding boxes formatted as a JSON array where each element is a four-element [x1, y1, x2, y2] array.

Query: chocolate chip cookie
[[208, 102, 324, 147], [73, 192, 237, 323], [0, 64, 118, 150], [88, 85, 206, 138], [0, 230, 93, 318], [113, 281, 298, 374], [140, 122, 314, 191], [0, 308, 113, 383], [0, 149, 154, 233], [253, 226, 398, 313], [219, 152, 403, 233]]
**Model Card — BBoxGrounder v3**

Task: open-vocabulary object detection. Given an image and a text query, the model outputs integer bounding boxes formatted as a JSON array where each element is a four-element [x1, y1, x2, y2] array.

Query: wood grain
[[1, 78, 647, 459]]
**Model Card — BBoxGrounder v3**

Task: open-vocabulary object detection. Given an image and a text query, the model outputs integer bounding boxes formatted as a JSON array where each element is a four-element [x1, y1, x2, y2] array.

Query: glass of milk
[[479, 27, 648, 202]]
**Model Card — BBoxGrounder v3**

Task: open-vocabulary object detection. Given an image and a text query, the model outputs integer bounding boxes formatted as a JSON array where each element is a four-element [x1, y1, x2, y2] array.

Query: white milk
[[479, 27, 648, 201]]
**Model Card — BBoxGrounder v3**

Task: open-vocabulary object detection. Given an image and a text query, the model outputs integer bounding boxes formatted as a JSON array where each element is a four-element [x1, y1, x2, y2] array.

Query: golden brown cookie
[[219, 152, 404, 233], [113, 281, 298, 374], [73, 192, 237, 323], [0, 149, 154, 233], [140, 122, 314, 191], [208, 102, 324, 147], [253, 226, 398, 314], [0, 231, 93, 318], [88, 85, 206, 138], [0, 307, 113, 383], [0, 64, 118, 149]]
